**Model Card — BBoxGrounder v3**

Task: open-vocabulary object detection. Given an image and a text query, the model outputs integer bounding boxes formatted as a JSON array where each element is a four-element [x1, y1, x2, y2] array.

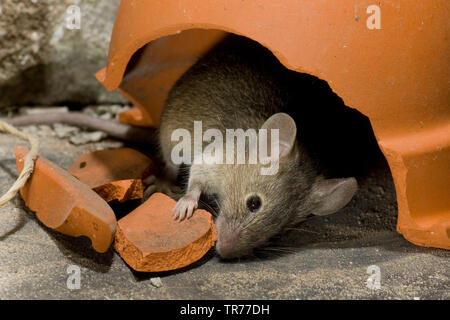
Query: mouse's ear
[[261, 113, 297, 159], [310, 177, 358, 216]]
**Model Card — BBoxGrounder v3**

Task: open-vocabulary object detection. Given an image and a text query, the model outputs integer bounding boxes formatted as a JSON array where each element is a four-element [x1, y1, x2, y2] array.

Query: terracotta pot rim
[[100, 24, 317, 93]]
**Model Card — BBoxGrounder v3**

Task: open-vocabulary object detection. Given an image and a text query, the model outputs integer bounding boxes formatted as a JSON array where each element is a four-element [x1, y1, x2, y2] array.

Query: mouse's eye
[[246, 195, 262, 213]]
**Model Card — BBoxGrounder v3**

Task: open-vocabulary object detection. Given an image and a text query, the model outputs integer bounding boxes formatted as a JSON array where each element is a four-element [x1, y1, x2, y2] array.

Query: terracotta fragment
[[114, 193, 217, 272], [15, 145, 117, 253], [68, 148, 156, 202]]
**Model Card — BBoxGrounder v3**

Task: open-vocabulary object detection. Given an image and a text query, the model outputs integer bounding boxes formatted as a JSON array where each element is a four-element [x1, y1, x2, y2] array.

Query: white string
[[0, 119, 40, 208]]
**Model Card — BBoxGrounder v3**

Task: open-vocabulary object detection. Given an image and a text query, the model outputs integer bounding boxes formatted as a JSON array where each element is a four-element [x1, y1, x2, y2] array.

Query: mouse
[[1, 34, 364, 259], [149, 35, 359, 259]]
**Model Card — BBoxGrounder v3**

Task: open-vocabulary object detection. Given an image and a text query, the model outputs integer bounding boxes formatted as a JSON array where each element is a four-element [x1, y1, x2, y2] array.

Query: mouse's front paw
[[173, 194, 199, 221]]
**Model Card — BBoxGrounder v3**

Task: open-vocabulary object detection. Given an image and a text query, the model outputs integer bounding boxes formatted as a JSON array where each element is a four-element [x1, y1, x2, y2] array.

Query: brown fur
[[158, 35, 354, 259]]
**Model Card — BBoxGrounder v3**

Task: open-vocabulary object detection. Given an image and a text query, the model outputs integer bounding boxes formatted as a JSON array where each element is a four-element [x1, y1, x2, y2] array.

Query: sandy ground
[[0, 124, 448, 300]]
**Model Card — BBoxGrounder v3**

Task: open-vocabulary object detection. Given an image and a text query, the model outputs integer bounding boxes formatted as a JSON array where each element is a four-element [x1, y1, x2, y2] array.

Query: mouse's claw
[[173, 194, 198, 221]]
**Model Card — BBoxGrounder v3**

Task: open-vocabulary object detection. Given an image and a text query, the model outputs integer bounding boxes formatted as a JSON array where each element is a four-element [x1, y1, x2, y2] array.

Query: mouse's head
[[214, 113, 358, 259]]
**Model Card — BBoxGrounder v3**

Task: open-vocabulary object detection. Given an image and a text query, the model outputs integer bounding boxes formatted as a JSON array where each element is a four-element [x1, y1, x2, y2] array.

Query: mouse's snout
[[216, 237, 239, 259], [215, 219, 247, 259]]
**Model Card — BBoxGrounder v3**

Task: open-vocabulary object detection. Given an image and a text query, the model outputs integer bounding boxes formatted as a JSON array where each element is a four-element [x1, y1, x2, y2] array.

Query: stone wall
[[0, 0, 126, 108]]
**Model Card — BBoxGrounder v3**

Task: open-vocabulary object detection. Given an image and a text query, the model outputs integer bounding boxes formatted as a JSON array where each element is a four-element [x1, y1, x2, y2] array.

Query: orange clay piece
[[114, 193, 217, 272], [96, 0, 449, 250], [68, 148, 156, 203], [15, 145, 117, 253]]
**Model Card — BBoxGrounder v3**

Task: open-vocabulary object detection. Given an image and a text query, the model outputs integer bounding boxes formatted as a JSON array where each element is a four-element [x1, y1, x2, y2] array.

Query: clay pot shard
[[68, 148, 156, 203], [15, 145, 117, 253], [114, 193, 217, 272]]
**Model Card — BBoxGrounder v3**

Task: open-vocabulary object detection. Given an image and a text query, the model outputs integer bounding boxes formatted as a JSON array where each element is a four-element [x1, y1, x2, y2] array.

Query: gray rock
[[150, 277, 164, 288], [53, 123, 80, 139], [69, 131, 107, 145], [0, 0, 127, 108]]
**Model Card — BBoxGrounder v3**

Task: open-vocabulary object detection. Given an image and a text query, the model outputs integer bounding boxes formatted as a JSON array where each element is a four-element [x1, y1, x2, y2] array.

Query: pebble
[[150, 277, 163, 288]]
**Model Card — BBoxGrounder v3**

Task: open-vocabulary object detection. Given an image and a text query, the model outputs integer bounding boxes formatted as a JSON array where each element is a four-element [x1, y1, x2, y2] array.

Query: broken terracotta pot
[[114, 193, 217, 272], [68, 148, 156, 203], [96, 1, 450, 249], [15, 145, 117, 253]]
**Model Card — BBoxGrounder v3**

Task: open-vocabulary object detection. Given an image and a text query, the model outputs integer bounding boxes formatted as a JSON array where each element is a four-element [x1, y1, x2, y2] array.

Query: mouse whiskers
[[198, 199, 218, 217], [283, 227, 321, 234], [260, 246, 299, 253], [254, 245, 299, 259]]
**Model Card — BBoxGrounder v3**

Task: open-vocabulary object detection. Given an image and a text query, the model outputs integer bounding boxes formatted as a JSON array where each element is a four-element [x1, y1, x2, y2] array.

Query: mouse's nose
[[215, 228, 242, 259], [216, 240, 237, 259]]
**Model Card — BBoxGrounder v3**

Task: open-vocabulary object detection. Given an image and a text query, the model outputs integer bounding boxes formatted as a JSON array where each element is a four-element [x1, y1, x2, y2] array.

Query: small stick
[[1, 112, 157, 145]]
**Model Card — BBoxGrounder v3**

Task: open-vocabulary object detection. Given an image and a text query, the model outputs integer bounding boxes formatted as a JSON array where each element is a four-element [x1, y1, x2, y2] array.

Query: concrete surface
[[0, 128, 448, 300], [0, 0, 126, 107]]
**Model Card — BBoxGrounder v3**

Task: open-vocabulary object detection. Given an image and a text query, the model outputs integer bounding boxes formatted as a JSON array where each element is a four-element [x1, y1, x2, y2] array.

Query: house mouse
[[2, 35, 364, 259], [150, 35, 358, 259]]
